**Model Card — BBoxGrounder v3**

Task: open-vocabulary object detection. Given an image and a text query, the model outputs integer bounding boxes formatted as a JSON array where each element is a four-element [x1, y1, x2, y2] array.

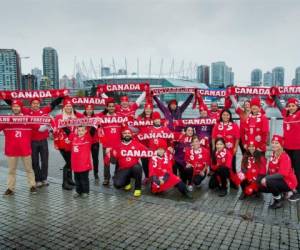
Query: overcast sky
[[1, 0, 300, 84]]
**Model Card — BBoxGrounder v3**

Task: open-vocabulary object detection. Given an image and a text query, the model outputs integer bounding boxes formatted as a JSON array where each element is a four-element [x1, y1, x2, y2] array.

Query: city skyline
[[0, 0, 299, 85]]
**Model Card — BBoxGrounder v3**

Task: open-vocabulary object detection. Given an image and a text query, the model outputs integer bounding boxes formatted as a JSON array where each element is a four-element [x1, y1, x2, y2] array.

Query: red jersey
[[115, 103, 138, 117], [53, 112, 84, 151], [209, 110, 221, 120], [98, 113, 122, 148], [212, 148, 232, 171], [185, 147, 210, 175], [71, 133, 92, 172], [241, 155, 267, 181], [0, 122, 36, 157], [268, 152, 298, 190], [137, 126, 174, 150], [25, 106, 52, 141], [244, 113, 269, 152], [112, 139, 149, 169], [149, 152, 180, 193], [281, 109, 300, 150], [212, 122, 240, 154]]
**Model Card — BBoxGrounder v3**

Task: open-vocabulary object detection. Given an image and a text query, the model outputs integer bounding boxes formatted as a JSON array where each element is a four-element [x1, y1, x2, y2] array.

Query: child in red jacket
[[71, 126, 92, 198]]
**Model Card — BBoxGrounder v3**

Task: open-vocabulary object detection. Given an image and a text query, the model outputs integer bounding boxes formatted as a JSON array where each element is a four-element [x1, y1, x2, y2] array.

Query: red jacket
[[281, 109, 300, 150], [212, 122, 240, 154], [211, 148, 232, 171], [0, 121, 37, 157], [82, 112, 99, 144], [98, 113, 122, 148], [115, 103, 138, 117], [111, 139, 149, 170], [244, 113, 269, 152], [53, 112, 84, 151], [71, 133, 92, 172], [149, 152, 180, 193], [24, 106, 51, 141], [241, 155, 267, 181], [185, 147, 211, 176], [268, 151, 298, 190]]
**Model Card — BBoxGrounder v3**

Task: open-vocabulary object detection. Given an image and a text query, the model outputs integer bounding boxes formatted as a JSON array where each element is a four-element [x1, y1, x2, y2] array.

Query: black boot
[[67, 168, 75, 186], [62, 167, 73, 190], [269, 197, 283, 209], [218, 189, 228, 197]]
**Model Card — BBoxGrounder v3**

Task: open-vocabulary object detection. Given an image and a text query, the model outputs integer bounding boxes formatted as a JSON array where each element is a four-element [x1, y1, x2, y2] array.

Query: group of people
[[1, 86, 300, 209]]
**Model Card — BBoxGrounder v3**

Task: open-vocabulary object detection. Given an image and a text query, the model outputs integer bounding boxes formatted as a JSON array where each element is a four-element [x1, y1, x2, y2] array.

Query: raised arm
[[229, 95, 239, 110], [179, 94, 194, 113], [273, 96, 284, 111], [153, 95, 169, 116], [50, 97, 64, 111], [135, 91, 146, 107]]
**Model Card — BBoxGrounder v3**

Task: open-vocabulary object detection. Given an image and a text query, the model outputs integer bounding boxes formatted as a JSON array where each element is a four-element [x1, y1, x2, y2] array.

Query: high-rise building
[[251, 69, 262, 86], [42, 47, 59, 89], [21, 74, 38, 90], [295, 67, 300, 85], [272, 67, 285, 86], [101, 67, 111, 77], [263, 71, 273, 86], [196, 65, 210, 85], [210, 61, 233, 88], [0, 49, 21, 90], [31, 67, 42, 89]]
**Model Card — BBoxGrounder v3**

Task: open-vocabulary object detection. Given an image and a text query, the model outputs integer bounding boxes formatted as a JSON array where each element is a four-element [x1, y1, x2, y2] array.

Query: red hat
[[250, 97, 261, 107], [11, 99, 23, 107], [272, 135, 284, 146], [30, 98, 41, 104], [105, 97, 115, 106], [63, 98, 73, 107], [144, 102, 153, 110], [84, 104, 94, 110], [155, 140, 168, 150], [152, 111, 161, 120], [245, 140, 259, 149], [120, 96, 129, 102], [121, 125, 132, 134], [287, 98, 299, 106], [168, 99, 177, 106]]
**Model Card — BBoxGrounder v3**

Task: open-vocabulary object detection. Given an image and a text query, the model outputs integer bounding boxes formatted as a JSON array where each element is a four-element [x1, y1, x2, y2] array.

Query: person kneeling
[[238, 141, 267, 200], [149, 141, 192, 198], [184, 136, 210, 189], [107, 126, 147, 197], [209, 138, 238, 197], [259, 135, 298, 209], [71, 126, 92, 198]]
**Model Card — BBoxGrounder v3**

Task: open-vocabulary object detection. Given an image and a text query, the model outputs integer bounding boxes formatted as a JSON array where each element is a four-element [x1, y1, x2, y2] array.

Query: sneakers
[[124, 184, 132, 191], [102, 179, 110, 186], [94, 174, 99, 181], [288, 192, 300, 202], [73, 192, 81, 198], [218, 189, 227, 197], [42, 180, 49, 187], [183, 191, 193, 199], [81, 193, 89, 199], [36, 182, 43, 188], [3, 189, 14, 196], [133, 190, 142, 197], [269, 198, 283, 209], [30, 187, 37, 194], [187, 185, 193, 192]]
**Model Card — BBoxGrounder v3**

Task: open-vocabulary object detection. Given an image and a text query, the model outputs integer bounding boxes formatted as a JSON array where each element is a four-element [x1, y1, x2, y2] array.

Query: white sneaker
[[36, 182, 43, 188], [187, 185, 193, 192], [42, 180, 49, 186]]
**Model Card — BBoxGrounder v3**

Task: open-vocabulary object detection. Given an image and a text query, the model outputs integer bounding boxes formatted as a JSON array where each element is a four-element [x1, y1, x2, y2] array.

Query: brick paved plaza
[[0, 139, 300, 250]]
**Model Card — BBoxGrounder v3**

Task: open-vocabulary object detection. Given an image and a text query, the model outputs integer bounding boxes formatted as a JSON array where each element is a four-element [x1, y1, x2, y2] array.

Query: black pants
[[239, 140, 246, 155], [185, 167, 206, 186], [285, 149, 300, 192], [32, 139, 49, 182], [173, 161, 190, 184], [175, 181, 188, 195], [209, 167, 230, 190], [232, 155, 237, 173], [91, 143, 99, 177], [59, 149, 72, 184], [74, 171, 90, 194], [259, 176, 290, 197], [141, 158, 149, 178], [113, 164, 142, 190], [193, 174, 206, 186]]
